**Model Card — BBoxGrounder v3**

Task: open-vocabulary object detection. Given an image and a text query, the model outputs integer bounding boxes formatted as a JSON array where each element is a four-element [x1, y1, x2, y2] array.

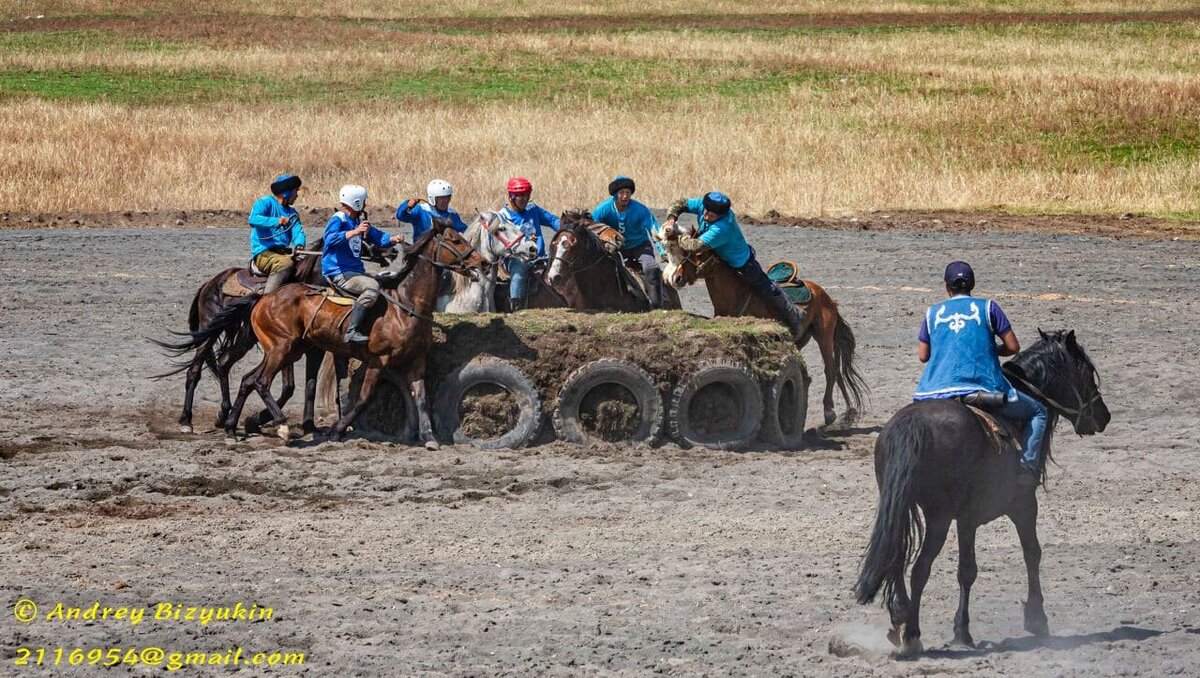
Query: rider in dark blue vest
[[915, 261, 1049, 486]]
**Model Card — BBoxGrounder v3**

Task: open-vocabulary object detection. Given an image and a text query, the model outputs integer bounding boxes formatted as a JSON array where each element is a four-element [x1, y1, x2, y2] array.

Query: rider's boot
[[642, 269, 664, 309], [765, 291, 807, 342], [262, 270, 290, 295], [343, 302, 371, 343]]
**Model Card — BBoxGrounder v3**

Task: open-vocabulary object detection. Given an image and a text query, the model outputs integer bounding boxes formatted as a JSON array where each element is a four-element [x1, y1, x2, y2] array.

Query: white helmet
[[427, 179, 453, 201], [338, 184, 368, 211]]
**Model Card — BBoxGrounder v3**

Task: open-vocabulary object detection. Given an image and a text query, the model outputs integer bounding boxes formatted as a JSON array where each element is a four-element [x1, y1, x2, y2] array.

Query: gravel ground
[[1, 218, 1197, 676]]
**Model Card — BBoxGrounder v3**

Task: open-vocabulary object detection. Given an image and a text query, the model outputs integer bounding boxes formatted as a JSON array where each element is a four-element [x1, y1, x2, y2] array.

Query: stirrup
[[344, 329, 370, 343]]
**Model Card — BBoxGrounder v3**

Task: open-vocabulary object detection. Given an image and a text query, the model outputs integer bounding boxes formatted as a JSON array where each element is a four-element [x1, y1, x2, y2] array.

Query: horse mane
[[393, 228, 439, 279]]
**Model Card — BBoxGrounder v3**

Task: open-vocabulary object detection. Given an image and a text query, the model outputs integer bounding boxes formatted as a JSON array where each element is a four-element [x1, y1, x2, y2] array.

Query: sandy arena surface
[[1, 215, 1197, 675]]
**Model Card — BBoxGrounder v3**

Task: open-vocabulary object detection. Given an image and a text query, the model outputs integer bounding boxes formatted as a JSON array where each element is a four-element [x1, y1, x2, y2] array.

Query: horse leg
[[301, 348, 323, 433], [815, 322, 838, 426], [250, 352, 297, 441], [1010, 500, 1050, 637], [405, 358, 437, 450], [886, 563, 912, 649], [178, 339, 214, 433], [248, 362, 295, 432], [953, 521, 979, 647], [213, 331, 254, 429], [902, 514, 952, 655], [329, 362, 383, 440]]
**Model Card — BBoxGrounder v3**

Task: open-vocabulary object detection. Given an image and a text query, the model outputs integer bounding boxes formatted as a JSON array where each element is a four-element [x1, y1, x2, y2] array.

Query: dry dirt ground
[[1, 212, 1197, 676]]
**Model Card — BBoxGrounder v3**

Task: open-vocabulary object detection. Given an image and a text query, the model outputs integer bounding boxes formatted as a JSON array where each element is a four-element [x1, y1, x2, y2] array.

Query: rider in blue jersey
[[592, 176, 665, 309], [664, 191, 806, 338], [248, 174, 305, 294], [500, 177, 560, 311]]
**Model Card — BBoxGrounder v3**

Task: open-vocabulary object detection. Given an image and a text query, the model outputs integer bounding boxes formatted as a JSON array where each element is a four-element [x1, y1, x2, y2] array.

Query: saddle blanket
[[220, 268, 267, 297]]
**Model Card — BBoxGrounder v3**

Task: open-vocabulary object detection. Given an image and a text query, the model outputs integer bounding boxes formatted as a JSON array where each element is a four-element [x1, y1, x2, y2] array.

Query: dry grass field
[[1, 2, 1199, 216]]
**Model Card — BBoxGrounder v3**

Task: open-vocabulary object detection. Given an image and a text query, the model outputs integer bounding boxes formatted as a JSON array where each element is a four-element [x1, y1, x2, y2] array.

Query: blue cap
[[702, 191, 731, 216], [944, 261, 975, 288]]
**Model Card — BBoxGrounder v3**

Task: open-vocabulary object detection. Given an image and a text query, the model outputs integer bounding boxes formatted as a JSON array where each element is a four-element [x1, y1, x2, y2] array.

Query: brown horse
[[657, 232, 866, 426], [186, 228, 482, 445], [546, 212, 681, 311], [153, 240, 397, 433]]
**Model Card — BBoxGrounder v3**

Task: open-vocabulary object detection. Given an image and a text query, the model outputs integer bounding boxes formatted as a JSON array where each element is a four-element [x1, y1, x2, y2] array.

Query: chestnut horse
[[657, 232, 866, 426], [184, 228, 482, 445], [547, 212, 681, 312], [153, 240, 396, 433]]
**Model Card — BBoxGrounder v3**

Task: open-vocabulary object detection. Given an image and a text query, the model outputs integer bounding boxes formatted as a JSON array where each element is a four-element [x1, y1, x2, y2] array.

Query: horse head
[[473, 210, 537, 264], [546, 214, 616, 286], [1005, 329, 1110, 435]]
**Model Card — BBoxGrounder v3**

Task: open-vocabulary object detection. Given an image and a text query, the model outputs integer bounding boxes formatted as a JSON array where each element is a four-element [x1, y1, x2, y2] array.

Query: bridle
[[549, 228, 610, 278], [1003, 351, 1103, 422], [383, 230, 478, 323]]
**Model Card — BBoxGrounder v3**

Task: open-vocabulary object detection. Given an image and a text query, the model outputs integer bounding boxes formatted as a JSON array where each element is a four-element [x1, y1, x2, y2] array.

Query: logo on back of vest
[[934, 302, 981, 333]]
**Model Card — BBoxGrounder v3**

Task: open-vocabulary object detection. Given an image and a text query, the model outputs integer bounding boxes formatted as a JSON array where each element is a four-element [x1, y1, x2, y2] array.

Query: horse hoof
[[886, 627, 902, 648], [223, 436, 238, 446], [277, 424, 291, 441], [178, 424, 193, 434], [424, 440, 440, 451], [952, 634, 975, 649], [302, 420, 317, 434], [823, 409, 837, 426], [898, 638, 923, 657]]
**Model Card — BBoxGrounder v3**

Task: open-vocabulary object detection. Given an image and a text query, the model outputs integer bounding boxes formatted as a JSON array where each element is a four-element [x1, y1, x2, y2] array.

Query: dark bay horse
[[153, 240, 396, 433], [854, 330, 1111, 655], [656, 232, 866, 425], [547, 212, 681, 312], [199, 228, 482, 445]]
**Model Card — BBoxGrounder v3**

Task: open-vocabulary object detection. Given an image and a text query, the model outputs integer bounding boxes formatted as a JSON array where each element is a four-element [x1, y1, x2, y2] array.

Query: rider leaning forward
[[248, 174, 306, 294], [591, 175, 666, 309], [914, 261, 1049, 487], [321, 185, 403, 344], [663, 191, 806, 339], [500, 177, 560, 311]]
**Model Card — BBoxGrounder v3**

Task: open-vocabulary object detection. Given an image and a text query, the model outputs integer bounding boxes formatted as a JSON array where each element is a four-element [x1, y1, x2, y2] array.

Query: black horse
[[854, 329, 1111, 655]]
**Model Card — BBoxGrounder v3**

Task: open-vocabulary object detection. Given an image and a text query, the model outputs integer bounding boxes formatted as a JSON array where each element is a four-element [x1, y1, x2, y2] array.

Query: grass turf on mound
[[428, 309, 802, 411]]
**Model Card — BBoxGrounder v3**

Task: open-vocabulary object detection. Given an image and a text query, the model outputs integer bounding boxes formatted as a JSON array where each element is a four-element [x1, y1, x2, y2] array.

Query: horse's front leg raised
[[1010, 500, 1050, 637], [405, 357, 438, 450]]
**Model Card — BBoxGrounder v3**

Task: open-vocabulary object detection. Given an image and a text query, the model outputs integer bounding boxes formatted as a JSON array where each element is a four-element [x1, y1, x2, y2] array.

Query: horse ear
[[1038, 327, 1049, 340], [1065, 329, 1078, 348]]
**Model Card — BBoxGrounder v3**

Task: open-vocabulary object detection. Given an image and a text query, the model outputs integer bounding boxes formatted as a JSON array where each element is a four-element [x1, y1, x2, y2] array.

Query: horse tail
[[834, 313, 869, 412], [854, 411, 927, 605], [149, 296, 256, 371], [316, 353, 338, 417]]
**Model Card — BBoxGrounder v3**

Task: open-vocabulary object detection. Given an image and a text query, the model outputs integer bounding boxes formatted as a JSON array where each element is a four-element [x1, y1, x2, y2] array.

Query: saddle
[[958, 392, 1022, 454], [768, 260, 816, 302], [221, 268, 269, 297], [767, 260, 813, 304]]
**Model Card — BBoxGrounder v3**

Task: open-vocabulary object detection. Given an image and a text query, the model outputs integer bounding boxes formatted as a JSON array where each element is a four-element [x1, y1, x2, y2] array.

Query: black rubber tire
[[347, 366, 419, 442], [553, 359, 662, 444], [758, 356, 810, 449], [433, 357, 541, 449], [668, 361, 764, 450]]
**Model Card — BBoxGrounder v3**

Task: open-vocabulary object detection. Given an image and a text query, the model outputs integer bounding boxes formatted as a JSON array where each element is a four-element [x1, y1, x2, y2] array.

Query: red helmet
[[506, 177, 532, 195]]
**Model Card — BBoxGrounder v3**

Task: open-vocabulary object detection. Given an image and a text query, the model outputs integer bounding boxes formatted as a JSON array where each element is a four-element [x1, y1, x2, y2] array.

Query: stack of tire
[[349, 311, 810, 451]]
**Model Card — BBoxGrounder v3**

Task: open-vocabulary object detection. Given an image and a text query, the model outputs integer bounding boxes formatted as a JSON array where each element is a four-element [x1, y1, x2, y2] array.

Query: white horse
[[438, 210, 538, 313]]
